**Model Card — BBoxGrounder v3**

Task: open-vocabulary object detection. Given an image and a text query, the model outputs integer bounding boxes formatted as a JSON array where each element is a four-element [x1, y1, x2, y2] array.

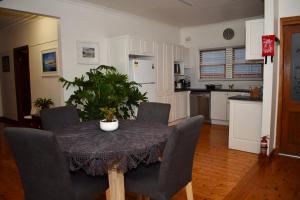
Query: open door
[[279, 17, 300, 156], [14, 45, 31, 122]]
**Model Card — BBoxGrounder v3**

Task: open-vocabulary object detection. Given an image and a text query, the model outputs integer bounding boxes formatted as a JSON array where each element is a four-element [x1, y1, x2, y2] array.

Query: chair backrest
[[4, 128, 74, 200], [136, 102, 171, 125], [40, 106, 80, 131], [158, 115, 204, 198]]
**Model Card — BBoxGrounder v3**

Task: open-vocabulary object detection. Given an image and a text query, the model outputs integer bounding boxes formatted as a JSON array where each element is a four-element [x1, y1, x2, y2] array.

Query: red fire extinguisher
[[260, 136, 268, 156]]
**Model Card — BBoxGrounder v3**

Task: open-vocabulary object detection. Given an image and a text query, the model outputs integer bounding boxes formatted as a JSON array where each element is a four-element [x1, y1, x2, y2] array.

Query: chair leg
[[105, 189, 110, 200], [185, 182, 194, 200]]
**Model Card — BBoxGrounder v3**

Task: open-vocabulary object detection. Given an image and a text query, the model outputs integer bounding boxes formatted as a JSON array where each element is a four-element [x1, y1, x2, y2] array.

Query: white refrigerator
[[129, 59, 156, 102]]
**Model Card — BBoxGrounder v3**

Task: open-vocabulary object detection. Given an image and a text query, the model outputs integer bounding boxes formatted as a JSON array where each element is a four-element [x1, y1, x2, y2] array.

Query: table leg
[[108, 167, 125, 200]]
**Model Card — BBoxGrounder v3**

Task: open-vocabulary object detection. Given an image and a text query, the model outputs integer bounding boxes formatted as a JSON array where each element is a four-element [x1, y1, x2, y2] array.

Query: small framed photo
[[2, 56, 10, 72], [77, 41, 99, 65], [41, 49, 59, 76]]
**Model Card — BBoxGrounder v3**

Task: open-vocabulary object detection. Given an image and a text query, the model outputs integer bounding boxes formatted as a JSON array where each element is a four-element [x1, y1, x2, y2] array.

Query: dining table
[[54, 119, 172, 200]]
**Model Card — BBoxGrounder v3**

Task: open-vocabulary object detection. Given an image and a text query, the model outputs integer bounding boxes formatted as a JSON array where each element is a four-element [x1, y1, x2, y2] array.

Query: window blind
[[199, 49, 226, 79], [199, 47, 263, 80], [233, 48, 263, 79]]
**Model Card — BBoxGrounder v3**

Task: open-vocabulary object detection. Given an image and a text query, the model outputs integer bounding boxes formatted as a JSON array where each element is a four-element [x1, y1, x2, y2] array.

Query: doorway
[[14, 45, 31, 122], [278, 16, 300, 156]]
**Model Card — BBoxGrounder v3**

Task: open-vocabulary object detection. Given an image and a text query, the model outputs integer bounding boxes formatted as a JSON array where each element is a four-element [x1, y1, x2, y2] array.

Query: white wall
[[180, 18, 263, 89], [0, 0, 180, 101], [0, 16, 61, 120]]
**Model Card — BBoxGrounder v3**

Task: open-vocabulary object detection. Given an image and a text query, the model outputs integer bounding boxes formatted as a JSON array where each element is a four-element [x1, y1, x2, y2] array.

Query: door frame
[[276, 16, 300, 152]]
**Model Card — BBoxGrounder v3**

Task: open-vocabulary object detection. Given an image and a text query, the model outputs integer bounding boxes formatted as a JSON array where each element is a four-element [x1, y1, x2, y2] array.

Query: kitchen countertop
[[174, 88, 250, 93], [228, 95, 262, 102]]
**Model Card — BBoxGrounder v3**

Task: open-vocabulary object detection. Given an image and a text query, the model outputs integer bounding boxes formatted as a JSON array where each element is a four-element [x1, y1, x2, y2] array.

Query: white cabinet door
[[226, 92, 244, 121], [166, 94, 175, 122], [129, 37, 142, 55], [229, 100, 262, 154], [155, 42, 164, 97], [246, 19, 264, 60], [142, 39, 154, 56], [164, 43, 174, 95], [211, 92, 227, 121], [174, 45, 184, 61], [175, 92, 188, 120]]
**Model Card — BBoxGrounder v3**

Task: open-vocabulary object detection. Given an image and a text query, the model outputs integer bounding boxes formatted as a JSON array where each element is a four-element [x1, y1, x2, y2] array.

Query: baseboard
[[211, 119, 229, 126]]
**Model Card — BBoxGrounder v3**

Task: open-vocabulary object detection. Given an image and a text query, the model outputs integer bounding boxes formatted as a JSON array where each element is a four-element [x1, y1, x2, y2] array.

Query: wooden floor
[[1, 120, 300, 200]]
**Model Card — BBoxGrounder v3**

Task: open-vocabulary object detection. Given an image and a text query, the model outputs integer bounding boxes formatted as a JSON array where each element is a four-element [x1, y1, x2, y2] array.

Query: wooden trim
[[276, 16, 300, 152]]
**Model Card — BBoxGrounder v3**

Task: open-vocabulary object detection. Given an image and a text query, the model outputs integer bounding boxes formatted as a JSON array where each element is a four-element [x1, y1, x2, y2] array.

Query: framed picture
[[77, 41, 99, 65], [2, 56, 10, 72], [41, 49, 59, 76]]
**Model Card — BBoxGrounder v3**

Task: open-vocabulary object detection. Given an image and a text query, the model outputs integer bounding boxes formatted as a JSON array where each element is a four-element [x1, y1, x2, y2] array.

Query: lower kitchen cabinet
[[156, 92, 188, 124], [229, 99, 262, 154], [210, 92, 227, 123], [211, 91, 246, 125]]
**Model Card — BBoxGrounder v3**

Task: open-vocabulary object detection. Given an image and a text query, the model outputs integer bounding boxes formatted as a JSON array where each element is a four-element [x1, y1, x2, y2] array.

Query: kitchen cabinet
[[211, 92, 228, 123], [164, 43, 174, 95], [155, 42, 173, 96], [142, 39, 155, 56], [175, 92, 188, 120], [110, 35, 155, 74], [166, 95, 175, 122], [211, 91, 246, 125], [184, 48, 196, 68], [245, 18, 264, 60], [128, 37, 154, 56], [174, 45, 184, 61], [155, 42, 165, 97], [229, 100, 262, 154]]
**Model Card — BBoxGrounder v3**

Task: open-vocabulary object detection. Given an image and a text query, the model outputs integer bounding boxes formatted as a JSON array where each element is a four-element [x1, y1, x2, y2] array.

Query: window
[[199, 47, 263, 80], [199, 49, 226, 79], [233, 48, 263, 79]]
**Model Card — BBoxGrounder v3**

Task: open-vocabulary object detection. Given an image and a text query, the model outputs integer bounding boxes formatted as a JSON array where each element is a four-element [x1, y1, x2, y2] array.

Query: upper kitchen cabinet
[[184, 47, 197, 68], [174, 45, 184, 61], [128, 36, 155, 56], [109, 35, 155, 74], [245, 18, 264, 60]]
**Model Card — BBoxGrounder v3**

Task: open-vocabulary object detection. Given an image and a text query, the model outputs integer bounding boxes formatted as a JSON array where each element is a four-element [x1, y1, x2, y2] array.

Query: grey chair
[[4, 127, 108, 200], [125, 115, 204, 200], [40, 106, 80, 131], [136, 102, 171, 125]]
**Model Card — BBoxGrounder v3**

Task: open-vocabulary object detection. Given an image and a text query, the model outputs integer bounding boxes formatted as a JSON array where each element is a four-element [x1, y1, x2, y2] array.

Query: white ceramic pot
[[99, 119, 119, 132]]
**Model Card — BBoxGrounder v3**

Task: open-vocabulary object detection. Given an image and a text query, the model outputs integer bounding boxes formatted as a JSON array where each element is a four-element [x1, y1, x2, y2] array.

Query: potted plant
[[33, 98, 54, 114], [99, 107, 118, 131], [59, 65, 147, 121]]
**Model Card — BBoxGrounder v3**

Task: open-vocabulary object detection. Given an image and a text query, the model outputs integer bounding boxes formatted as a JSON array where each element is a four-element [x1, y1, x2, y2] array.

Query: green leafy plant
[[33, 98, 54, 110], [59, 65, 147, 121], [100, 107, 116, 122]]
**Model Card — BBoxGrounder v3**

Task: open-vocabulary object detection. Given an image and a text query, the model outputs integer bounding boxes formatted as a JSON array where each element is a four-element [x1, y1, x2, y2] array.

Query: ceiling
[[79, 0, 264, 27], [0, 9, 36, 30]]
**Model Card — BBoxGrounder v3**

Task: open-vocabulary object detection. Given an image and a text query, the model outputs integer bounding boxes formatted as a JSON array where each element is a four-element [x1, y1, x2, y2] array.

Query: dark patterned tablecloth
[[54, 120, 172, 176]]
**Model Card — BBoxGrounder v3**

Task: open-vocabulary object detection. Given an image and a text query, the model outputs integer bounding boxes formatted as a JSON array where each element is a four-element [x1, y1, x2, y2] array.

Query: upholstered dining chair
[[136, 102, 171, 125], [4, 127, 108, 200], [125, 115, 204, 200], [40, 105, 80, 130]]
